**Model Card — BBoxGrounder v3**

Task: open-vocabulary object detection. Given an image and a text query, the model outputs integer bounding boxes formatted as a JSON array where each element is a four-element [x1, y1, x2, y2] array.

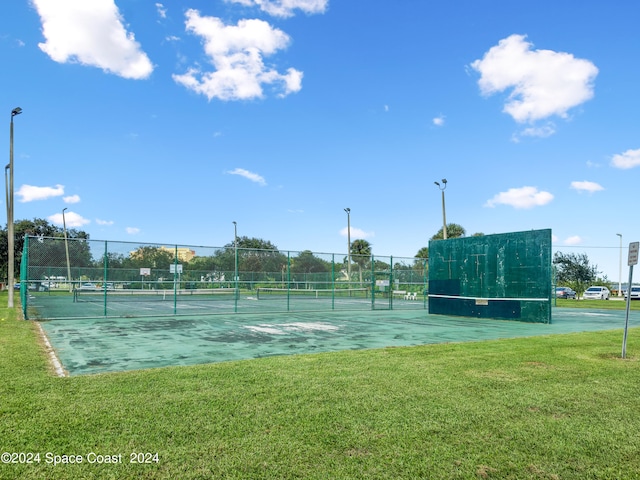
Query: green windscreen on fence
[[428, 229, 552, 323], [21, 236, 428, 320]]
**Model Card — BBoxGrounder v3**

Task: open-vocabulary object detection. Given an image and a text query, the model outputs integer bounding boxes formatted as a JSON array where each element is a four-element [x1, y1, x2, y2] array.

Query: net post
[[331, 254, 335, 310], [103, 241, 108, 317], [286, 251, 290, 312], [370, 254, 375, 310], [21, 235, 29, 319], [423, 258, 428, 307], [389, 256, 394, 310], [173, 245, 178, 315], [234, 245, 239, 313]]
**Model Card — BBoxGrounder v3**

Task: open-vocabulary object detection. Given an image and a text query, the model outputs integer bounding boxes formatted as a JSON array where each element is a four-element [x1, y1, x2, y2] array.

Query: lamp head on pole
[[434, 179, 447, 191], [11, 107, 22, 117], [344, 207, 350, 214]]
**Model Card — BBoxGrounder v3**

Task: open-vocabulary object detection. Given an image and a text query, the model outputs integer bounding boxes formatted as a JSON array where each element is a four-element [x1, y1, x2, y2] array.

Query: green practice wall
[[428, 229, 552, 323]]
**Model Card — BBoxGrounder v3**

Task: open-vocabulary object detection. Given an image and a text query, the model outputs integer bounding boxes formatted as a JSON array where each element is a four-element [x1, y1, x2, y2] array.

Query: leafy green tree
[[0, 218, 90, 282], [126, 246, 175, 270], [415, 247, 429, 260], [187, 256, 217, 271], [291, 251, 330, 274], [215, 236, 287, 284], [553, 252, 600, 299]]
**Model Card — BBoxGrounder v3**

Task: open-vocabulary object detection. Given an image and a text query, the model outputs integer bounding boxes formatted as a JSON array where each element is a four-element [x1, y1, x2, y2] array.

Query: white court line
[[35, 322, 66, 377]]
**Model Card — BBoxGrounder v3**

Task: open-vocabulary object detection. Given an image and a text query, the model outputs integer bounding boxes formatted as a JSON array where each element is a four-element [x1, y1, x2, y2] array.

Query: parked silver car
[[555, 287, 577, 299], [583, 286, 610, 300]]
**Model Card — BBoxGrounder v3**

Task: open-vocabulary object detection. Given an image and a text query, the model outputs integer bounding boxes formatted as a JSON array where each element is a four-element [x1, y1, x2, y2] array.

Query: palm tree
[[350, 239, 372, 285], [430, 223, 466, 240]]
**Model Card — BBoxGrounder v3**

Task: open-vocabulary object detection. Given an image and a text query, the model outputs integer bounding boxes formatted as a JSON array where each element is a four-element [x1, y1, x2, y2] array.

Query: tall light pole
[[63, 208, 72, 292], [344, 208, 351, 281], [7, 107, 22, 307], [4, 164, 10, 298], [434, 178, 447, 240], [617, 233, 623, 297]]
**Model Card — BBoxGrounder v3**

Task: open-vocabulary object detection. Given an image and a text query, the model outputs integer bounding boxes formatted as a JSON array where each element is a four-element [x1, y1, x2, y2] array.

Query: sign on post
[[628, 242, 639, 266]]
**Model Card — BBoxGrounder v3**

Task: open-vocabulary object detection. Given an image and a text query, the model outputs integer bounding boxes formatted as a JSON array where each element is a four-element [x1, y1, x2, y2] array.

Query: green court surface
[[37, 307, 639, 376]]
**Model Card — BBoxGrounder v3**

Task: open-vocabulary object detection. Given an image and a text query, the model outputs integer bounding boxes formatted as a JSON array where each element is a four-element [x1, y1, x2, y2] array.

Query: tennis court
[[38, 306, 639, 376], [26, 286, 425, 319]]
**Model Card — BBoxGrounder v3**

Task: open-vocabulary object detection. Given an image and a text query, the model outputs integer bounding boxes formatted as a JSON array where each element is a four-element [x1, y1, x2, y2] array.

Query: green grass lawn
[[555, 297, 640, 310], [1, 293, 640, 479]]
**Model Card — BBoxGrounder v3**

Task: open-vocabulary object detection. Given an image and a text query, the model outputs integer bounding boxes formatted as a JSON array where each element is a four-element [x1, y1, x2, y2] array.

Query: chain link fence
[[21, 236, 428, 320]]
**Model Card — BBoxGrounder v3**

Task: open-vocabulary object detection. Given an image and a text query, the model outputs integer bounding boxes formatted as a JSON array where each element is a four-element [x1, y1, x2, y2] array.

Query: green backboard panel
[[428, 229, 552, 323]]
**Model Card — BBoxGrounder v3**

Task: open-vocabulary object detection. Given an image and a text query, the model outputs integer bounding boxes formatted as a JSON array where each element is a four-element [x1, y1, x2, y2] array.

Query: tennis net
[[256, 287, 369, 300], [74, 288, 237, 303]]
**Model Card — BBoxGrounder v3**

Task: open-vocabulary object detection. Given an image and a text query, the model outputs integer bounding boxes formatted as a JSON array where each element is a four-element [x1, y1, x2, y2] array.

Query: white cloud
[[432, 115, 445, 126], [48, 211, 90, 228], [63, 194, 81, 204], [173, 10, 302, 101], [340, 226, 375, 240], [126, 227, 140, 235], [32, 0, 153, 80], [611, 148, 640, 169], [552, 234, 559, 244], [155, 3, 167, 19], [564, 235, 582, 246], [16, 184, 64, 202], [512, 123, 556, 142], [226, 0, 328, 18], [96, 219, 114, 226], [570, 180, 604, 193], [484, 186, 553, 209], [471, 34, 598, 124], [227, 168, 267, 186]]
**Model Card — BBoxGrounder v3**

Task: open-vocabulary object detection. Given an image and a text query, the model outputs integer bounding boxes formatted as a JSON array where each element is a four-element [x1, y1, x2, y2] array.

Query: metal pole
[[4, 164, 9, 293], [434, 179, 447, 240], [63, 208, 72, 292], [622, 265, 633, 359], [7, 107, 22, 308], [617, 233, 622, 297], [623, 241, 639, 358], [344, 208, 351, 281], [441, 189, 447, 239], [233, 221, 238, 312]]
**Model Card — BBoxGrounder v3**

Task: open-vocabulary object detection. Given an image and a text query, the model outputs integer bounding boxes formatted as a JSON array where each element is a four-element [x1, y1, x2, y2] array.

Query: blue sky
[[2, 0, 639, 281]]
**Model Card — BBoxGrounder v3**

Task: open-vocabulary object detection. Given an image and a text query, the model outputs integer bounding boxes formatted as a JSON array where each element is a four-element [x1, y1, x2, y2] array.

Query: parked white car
[[583, 286, 610, 300], [624, 286, 640, 300]]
